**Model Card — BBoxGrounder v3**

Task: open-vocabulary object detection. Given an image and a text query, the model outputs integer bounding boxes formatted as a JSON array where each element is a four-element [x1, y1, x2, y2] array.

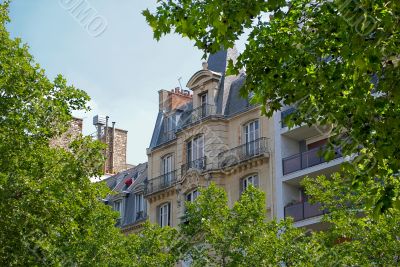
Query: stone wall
[[50, 117, 83, 149]]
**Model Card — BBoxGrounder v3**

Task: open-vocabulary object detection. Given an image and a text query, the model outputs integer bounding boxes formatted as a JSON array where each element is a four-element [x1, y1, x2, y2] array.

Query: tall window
[[200, 92, 208, 117], [241, 174, 259, 194], [244, 120, 260, 155], [186, 135, 204, 169], [114, 200, 122, 218], [135, 193, 144, 220], [162, 154, 173, 185], [159, 203, 171, 227], [186, 189, 199, 202]]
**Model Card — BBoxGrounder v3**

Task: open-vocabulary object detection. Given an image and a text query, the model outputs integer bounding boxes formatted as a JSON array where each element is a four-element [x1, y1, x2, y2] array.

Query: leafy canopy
[[143, 0, 400, 213]]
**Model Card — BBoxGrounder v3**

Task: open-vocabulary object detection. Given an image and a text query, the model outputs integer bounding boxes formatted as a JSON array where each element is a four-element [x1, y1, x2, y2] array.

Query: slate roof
[[103, 163, 148, 228], [149, 49, 255, 150]]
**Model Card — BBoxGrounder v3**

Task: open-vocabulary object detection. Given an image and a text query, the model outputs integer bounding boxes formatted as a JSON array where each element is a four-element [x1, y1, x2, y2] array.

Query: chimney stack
[[158, 88, 192, 112]]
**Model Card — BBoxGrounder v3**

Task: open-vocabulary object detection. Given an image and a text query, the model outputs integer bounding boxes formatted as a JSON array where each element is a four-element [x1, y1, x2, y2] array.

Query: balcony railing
[[284, 201, 327, 222], [218, 137, 269, 169], [282, 145, 342, 175], [181, 156, 207, 176], [281, 107, 296, 128], [135, 211, 147, 222], [159, 130, 176, 145], [179, 104, 216, 129], [145, 170, 177, 195]]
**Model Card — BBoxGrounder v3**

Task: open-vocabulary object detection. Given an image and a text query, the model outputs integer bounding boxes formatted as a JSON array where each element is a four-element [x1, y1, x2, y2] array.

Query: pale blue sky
[[7, 0, 245, 165]]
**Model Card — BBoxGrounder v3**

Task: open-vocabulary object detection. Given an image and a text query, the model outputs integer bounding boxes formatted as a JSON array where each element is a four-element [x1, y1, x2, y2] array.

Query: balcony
[[284, 201, 327, 222], [181, 156, 207, 176], [159, 130, 176, 145], [179, 104, 216, 129], [135, 211, 147, 222], [145, 170, 177, 195], [282, 145, 342, 175], [218, 137, 269, 169]]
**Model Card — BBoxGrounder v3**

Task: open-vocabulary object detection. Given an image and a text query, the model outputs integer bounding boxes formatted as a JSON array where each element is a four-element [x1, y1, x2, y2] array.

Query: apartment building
[[274, 107, 345, 230], [103, 163, 148, 234], [145, 49, 275, 228]]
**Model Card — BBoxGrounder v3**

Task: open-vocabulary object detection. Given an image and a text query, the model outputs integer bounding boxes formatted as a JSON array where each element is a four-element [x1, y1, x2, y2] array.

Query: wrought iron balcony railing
[[181, 156, 207, 176], [135, 211, 147, 222], [284, 201, 327, 222], [282, 145, 342, 175], [144, 170, 177, 195], [218, 137, 269, 169], [159, 130, 176, 145], [179, 104, 216, 129]]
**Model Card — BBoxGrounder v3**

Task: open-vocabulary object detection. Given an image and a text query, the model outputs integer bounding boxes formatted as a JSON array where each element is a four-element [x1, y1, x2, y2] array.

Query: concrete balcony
[[282, 145, 343, 183], [284, 201, 327, 222], [280, 107, 331, 141], [283, 146, 342, 175]]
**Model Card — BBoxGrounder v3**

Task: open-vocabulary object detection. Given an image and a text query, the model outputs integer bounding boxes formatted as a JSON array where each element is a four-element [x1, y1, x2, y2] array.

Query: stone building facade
[[145, 49, 275, 228]]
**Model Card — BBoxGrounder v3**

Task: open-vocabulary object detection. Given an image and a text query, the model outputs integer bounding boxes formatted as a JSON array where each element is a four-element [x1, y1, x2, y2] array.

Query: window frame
[[240, 174, 259, 194], [186, 189, 199, 203], [159, 202, 171, 227], [186, 135, 204, 164], [114, 199, 123, 219]]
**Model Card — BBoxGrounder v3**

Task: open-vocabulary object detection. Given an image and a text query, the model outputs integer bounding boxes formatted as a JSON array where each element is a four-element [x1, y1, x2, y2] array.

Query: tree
[[302, 174, 400, 265], [143, 0, 400, 213], [0, 2, 185, 265], [180, 183, 317, 266]]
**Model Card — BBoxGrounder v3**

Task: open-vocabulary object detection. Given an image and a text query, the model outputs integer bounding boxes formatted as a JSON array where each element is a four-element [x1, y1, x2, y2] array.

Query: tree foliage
[[0, 2, 179, 266], [144, 0, 400, 213]]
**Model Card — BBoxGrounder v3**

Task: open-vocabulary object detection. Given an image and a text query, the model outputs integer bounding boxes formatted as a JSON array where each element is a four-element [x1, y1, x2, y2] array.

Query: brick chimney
[[158, 88, 192, 112], [50, 117, 83, 149], [93, 115, 128, 174]]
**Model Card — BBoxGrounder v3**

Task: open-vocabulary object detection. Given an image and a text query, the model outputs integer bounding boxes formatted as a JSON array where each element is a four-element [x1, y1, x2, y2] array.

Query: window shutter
[[239, 179, 244, 195], [167, 203, 171, 226]]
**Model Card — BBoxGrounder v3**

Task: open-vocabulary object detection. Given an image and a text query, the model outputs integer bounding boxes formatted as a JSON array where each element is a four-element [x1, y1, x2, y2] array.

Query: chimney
[[170, 87, 192, 110], [159, 88, 192, 112], [93, 115, 128, 174], [158, 89, 170, 112]]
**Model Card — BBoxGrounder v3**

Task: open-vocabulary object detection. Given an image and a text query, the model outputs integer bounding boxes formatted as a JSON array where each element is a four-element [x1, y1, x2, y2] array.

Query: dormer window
[[200, 92, 208, 118], [114, 200, 123, 219]]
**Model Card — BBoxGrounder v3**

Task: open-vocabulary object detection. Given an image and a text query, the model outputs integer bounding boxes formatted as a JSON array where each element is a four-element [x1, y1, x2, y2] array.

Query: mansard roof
[[148, 49, 254, 150]]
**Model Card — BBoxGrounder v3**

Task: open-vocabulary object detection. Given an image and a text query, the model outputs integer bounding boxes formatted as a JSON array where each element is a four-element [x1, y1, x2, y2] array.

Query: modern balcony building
[[274, 106, 344, 230], [145, 49, 275, 228]]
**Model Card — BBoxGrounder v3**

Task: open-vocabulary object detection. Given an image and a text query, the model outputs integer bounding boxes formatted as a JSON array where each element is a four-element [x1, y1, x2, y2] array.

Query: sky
[[6, 0, 212, 165]]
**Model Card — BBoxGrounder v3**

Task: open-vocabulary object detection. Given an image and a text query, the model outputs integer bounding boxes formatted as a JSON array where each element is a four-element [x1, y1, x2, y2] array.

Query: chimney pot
[[202, 61, 208, 70]]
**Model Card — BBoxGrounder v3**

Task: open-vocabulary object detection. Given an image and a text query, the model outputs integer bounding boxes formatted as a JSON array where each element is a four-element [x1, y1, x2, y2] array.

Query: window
[[135, 193, 145, 220], [114, 200, 122, 218], [200, 92, 208, 117], [159, 203, 171, 227], [162, 154, 174, 185], [243, 120, 260, 155], [186, 135, 205, 169], [240, 174, 259, 194], [164, 115, 174, 132], [186, 189, 199, 202]]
